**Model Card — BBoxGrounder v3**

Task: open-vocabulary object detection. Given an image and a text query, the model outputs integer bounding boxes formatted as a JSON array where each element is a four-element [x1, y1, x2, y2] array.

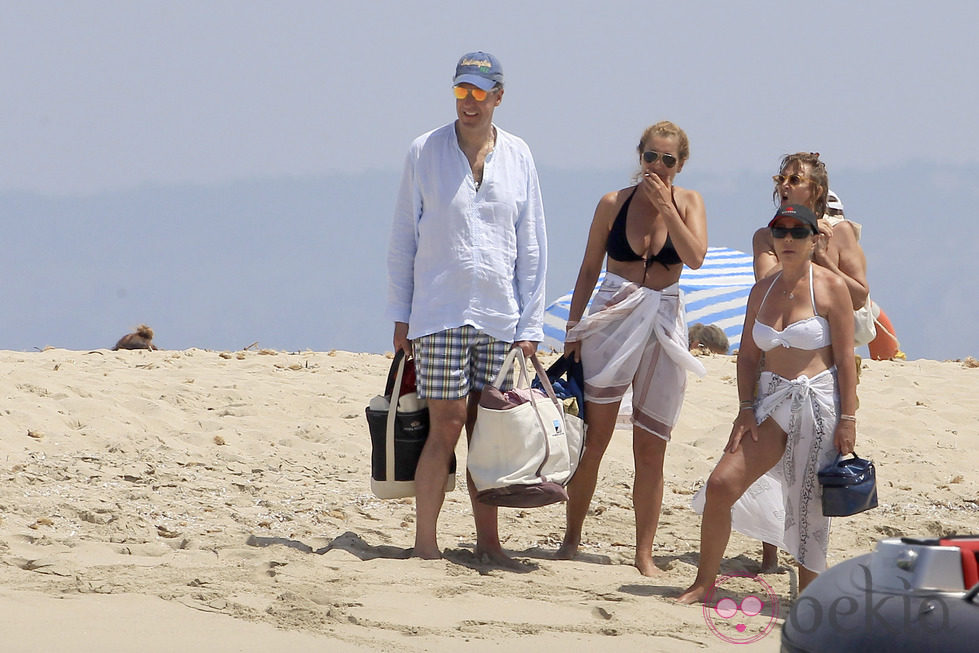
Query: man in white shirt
[[386, 51, 547, 565]]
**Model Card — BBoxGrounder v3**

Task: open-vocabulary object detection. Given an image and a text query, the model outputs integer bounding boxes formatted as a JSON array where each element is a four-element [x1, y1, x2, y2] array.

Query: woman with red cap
[[678, 199, 858, 603]]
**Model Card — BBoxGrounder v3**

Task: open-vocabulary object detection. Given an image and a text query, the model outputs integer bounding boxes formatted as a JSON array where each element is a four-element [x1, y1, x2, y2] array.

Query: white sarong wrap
[[566, 274, 706, 436], [753, 367, 840, 572], [691, 472, 787, 549]]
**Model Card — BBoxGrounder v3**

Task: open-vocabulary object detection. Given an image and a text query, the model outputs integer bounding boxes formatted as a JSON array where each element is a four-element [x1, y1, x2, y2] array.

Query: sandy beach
[[1, 348, 976, 652]]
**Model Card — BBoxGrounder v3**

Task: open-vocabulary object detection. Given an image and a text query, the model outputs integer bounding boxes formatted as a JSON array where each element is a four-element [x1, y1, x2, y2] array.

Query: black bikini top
[[605, 188, 682, 267]]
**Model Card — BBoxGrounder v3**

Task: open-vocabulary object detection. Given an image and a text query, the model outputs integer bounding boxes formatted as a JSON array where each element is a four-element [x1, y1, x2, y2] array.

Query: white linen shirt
[[386, 122, 547, 343]]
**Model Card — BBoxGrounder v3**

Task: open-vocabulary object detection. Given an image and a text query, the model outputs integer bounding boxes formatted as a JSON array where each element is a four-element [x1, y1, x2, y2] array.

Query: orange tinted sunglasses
[[772, 173, 810, 187], [453, 85, 493, 101]]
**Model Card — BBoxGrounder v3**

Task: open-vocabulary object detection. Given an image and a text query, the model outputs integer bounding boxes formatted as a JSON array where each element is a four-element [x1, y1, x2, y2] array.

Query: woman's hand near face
[[812, 232, 833, 268], [639, 172, 675, 215], [816, 217, 835, 238]]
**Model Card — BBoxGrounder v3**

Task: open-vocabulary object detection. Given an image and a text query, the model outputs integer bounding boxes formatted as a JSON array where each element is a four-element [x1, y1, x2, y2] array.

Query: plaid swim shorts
[[413, 326, 512, 400]]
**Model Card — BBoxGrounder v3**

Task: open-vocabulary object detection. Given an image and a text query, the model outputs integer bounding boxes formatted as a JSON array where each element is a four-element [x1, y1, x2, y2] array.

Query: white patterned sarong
[[692, 367, 839, 570], [567, 273, 706, 440], [691, 472, 787, 549], [754, 368, 840, 572]]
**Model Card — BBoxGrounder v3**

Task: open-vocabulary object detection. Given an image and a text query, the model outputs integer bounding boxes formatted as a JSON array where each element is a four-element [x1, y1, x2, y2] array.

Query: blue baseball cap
[[453, 51, 503, 91]]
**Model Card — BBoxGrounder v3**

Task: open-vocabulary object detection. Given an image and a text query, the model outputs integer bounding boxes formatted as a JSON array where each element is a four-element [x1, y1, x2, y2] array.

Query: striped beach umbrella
[[541, 247, 754, 353]]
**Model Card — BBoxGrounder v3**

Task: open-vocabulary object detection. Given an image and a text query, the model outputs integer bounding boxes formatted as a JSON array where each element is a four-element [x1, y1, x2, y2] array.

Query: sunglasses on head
[[642, 150, 678, 168], [771, 225, 814, 239], [772, 173, 810, 187], [453, 85, 493, 101]]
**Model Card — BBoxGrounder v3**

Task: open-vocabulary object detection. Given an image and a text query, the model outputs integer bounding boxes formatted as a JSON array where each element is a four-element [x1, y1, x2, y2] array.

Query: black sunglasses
[[642, 150, 678, 168], [771, 226, 814, 240]]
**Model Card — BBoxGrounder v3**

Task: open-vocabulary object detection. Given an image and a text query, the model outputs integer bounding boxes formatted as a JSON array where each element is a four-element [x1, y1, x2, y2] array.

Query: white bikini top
[[752, 265, 831, 352]]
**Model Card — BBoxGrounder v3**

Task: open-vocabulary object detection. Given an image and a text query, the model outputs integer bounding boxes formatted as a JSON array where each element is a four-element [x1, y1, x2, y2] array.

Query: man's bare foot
[[554, 537, 579, 560], [676, 584, 710, 604], [635, 555, 662, 577], [475, 546, 522, 570], [410, 546, 442, 560]]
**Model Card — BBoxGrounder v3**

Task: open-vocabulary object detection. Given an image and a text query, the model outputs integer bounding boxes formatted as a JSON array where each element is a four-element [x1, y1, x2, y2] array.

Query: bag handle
[[491, 348, 562, 407], [385, 351, 408, 483], [491, 347, 527, 389], [833, 452, 868, 464], [384, 349, 407, 397], [491, 348, 567, 480]]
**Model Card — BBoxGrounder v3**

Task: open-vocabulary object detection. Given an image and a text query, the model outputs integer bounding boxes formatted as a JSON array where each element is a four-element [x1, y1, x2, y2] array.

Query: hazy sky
[[3, 2, 978, 360], [4, 1, 978, 194]]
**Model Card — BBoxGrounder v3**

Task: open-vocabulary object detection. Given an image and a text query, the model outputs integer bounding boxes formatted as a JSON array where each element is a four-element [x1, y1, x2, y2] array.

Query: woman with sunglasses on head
[[677, 203, 857, 604], [556, 121, 708, 576], [753, 153, 869, 310]]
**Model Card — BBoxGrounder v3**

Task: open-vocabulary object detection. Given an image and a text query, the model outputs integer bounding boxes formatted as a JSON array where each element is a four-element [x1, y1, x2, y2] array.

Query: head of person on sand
[[688, 322, 729, 355], [113, 324, 158, 351]]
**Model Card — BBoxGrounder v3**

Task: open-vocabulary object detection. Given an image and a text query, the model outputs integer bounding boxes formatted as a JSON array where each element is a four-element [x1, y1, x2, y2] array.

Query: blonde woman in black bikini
[[556, 121, 708, 576], [678, 204, 857, 603]]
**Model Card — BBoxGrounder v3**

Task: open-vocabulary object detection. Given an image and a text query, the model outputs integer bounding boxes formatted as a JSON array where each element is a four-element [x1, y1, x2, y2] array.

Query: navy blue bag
[[532, 355, 586, 422], [818, 453, 879, 517]]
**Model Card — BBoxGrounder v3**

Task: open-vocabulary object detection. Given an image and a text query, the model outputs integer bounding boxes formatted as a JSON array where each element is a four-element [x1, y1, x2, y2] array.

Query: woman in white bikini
[[678, 203, 857, 604]]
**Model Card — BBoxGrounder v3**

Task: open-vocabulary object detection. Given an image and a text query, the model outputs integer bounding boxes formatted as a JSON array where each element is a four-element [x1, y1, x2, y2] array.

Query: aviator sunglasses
[[772, 173, 810, 187], [453, 85, 494, 101], [771, 225, 814, 239], [642, 150, 678, 168]]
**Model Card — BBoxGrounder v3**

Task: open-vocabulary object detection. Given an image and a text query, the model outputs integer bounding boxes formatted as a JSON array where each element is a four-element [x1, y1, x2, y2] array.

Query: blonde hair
[[637, 120, 690, 163], [633, 121, 690, 183], [773, 152, 829, 219]]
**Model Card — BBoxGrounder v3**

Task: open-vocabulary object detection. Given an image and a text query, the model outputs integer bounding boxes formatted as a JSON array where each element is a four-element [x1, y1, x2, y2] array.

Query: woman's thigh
[[710, 418, 787, 497], [581, 400, 621, 456]]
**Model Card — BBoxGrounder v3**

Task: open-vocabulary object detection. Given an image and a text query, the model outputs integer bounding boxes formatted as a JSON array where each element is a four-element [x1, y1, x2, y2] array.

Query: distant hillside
[[1, 162, 975, 359]]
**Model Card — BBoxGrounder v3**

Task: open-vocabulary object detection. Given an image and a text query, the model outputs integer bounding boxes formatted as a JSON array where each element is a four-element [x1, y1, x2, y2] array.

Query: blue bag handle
[[818, 452, 874, 483]]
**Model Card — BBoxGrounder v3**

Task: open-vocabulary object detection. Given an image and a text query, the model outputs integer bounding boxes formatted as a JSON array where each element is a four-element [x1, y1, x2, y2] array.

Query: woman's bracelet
[[839, 414, 856, 422], [739, 400, 754, 410]]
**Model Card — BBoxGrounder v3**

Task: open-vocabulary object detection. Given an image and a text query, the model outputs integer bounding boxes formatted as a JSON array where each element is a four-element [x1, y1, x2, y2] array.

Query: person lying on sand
[[113, 324, 158, 351]]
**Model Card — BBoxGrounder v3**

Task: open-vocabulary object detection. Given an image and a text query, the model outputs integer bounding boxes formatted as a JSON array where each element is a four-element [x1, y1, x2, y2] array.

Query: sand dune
[[1, 348, 976, 651]]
